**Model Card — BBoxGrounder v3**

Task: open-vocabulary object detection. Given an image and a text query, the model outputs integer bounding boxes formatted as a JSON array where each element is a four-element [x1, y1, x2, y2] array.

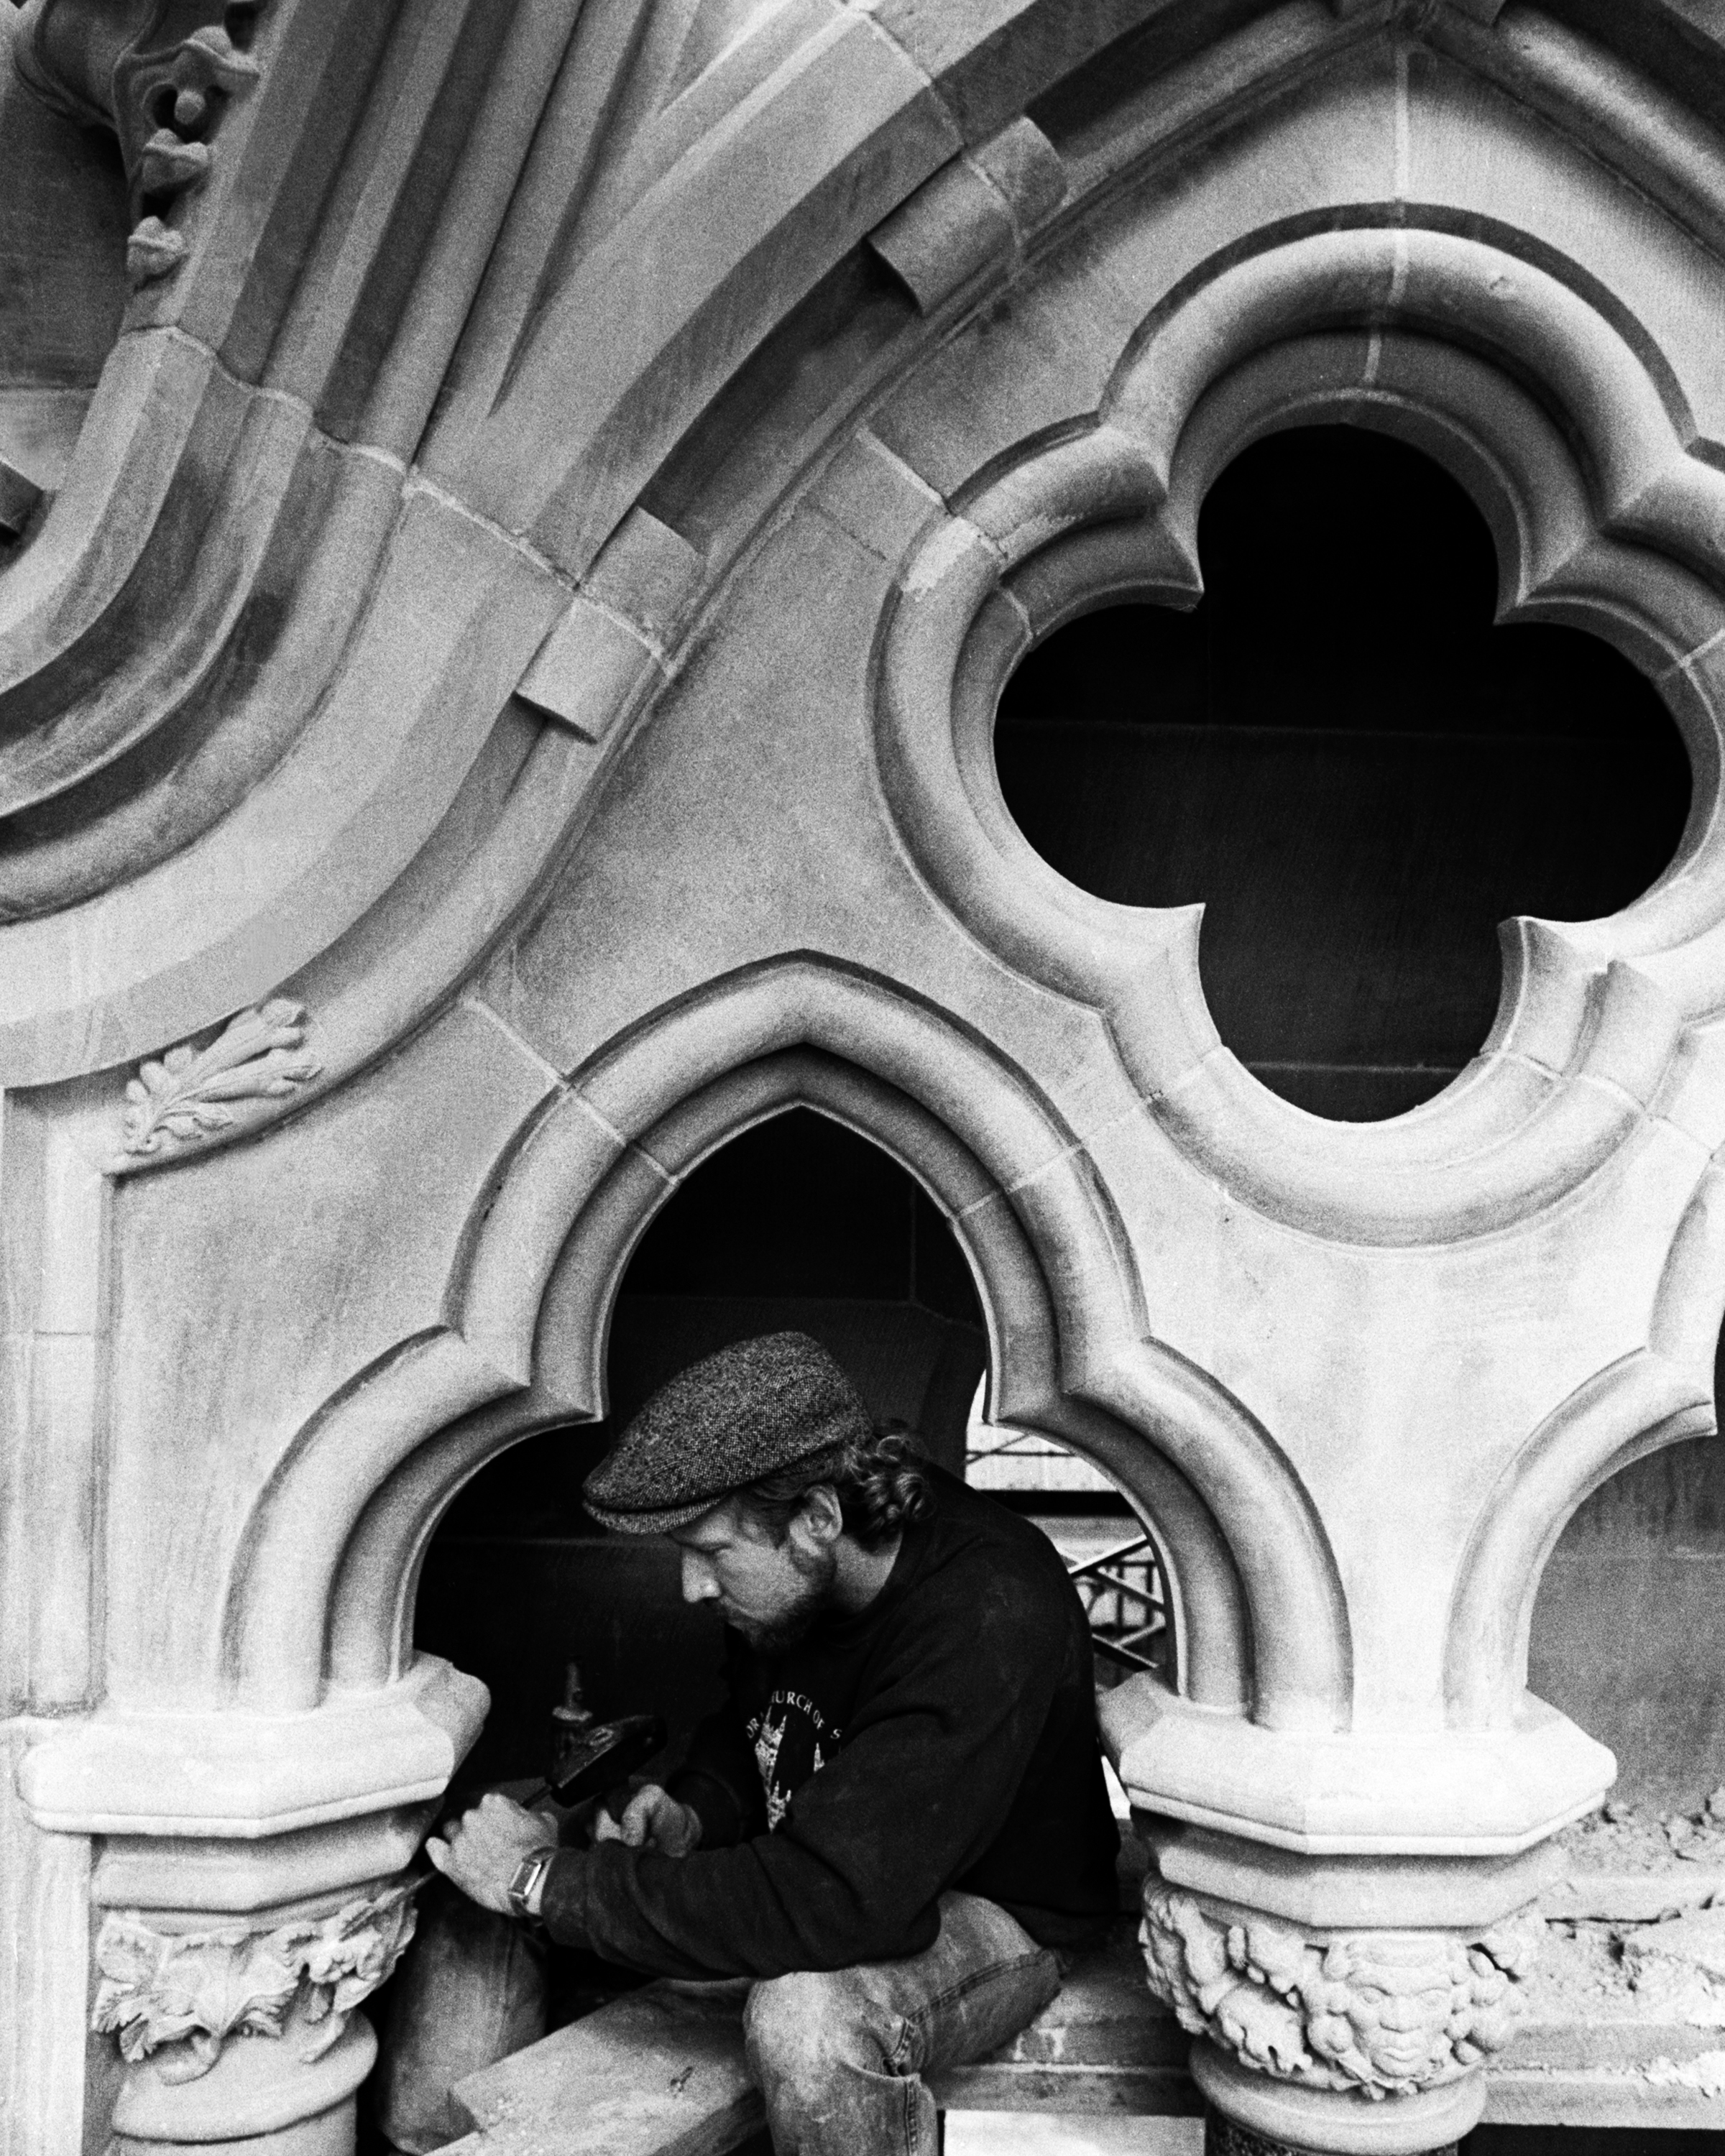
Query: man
[[381, 1330, 1119, 2153]]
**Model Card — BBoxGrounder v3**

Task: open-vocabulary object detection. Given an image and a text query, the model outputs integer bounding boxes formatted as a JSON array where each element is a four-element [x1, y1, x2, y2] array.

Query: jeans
[[374, 1879, 1062, 2155]]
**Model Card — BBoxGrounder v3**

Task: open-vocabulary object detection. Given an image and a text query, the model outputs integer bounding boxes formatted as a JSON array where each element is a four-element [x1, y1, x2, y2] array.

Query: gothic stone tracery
[[6, 1, 1725, 2152]]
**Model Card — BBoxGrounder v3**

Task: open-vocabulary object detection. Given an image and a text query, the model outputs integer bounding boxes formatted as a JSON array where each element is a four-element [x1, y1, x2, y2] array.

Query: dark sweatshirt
[[539, 1469, 1120, 1978]]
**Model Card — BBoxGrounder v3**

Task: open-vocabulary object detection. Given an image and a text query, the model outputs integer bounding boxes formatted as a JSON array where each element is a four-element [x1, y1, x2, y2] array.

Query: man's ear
[[792, 1483, 844, 1549]]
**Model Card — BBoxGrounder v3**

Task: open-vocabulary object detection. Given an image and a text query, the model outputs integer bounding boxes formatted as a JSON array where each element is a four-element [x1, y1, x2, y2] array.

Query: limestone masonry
[[4, 1, 1725, 2150]]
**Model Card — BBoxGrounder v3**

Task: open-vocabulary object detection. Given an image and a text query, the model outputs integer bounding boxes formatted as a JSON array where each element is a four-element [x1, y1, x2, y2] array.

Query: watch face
[[509, 1851, 551, 1917]]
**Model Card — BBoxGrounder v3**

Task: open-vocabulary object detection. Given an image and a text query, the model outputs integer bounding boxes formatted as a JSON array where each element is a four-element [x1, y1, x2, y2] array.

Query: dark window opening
[[995, 426, 1692, 1122], [415, 1110, 987, 1789], [415, 1110, 1163, 1791]]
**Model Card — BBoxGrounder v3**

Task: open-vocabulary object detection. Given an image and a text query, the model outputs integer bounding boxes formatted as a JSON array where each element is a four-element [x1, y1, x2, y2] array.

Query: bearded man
[[377, 1330, 1119, 2155]]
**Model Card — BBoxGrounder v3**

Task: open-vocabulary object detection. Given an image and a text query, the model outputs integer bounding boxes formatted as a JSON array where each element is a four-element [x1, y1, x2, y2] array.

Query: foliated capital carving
[[1140, 1882, 1543, 2099], [92, 1876, 418, 2083]]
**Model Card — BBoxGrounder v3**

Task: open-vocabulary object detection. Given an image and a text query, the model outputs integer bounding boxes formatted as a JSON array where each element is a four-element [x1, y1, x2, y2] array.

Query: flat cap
[[584, 1330, 873, 1533]]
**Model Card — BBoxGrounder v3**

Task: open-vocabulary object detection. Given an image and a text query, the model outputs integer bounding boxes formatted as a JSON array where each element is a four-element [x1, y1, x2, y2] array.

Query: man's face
[[671, 1497, 837, 1651]]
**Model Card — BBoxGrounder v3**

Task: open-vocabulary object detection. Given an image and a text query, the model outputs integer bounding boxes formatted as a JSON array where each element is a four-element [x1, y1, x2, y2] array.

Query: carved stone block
[[13, 0, 263, 284], [91, 1875, 419, 2082], [119, 999, 320, 1158], [1140, 1883, 1545, 2100]]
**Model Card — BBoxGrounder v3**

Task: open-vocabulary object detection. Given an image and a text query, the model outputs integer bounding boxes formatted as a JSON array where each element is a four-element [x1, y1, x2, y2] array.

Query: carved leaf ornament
[[92, 1877, 419, 2082], [121, 999, 321, 1156], [1140, 1886, 1544, 2099], [13, 0, 265, 287]]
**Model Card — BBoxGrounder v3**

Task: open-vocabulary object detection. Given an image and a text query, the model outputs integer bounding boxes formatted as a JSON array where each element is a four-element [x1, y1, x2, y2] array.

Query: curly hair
[[739, 1421, 934, 1549]]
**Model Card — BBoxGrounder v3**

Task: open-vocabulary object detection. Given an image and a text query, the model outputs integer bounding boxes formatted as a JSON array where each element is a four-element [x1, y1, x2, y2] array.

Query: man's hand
[[426, 1792, 556, 1913], [592, 1783, 702, 1857]]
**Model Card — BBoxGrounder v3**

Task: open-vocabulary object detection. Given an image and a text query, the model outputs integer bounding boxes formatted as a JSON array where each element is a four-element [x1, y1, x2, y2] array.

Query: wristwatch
[[506, 1848, 556, 1922]]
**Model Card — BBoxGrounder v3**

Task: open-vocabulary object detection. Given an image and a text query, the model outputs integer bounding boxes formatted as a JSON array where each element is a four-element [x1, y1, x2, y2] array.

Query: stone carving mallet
[[519, 1662, 667, 1814]]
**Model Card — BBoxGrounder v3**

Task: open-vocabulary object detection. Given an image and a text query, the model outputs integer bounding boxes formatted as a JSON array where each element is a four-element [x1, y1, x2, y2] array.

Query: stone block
[[109, 2008, 374, 2152], [584, 505, 707, 648], [870, 152, 1018, 313], [868, 117, 1066, 313], [0, 386, 90, 495], [872, 0, 1168, 146], [807, 429, 945, 565], [517, 595, 657, 742], [870, 235, 1141, 495], [101, 997, 556, 1705], [447, 11, 959, 572], [975, 115, 1070, 236], [448, 1981, 763, 2155], [19, 1652, 486, 1837], [0, 1761, 93, 2152], [91, 1806, 437, 1915], [1404, 41, 1725, 451], [944, 2124, 1200, 2155]]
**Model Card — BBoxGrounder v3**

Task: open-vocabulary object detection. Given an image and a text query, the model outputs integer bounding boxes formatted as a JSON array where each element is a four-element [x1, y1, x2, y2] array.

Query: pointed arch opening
[[413, 1105, 1174, 1793], [1530, 1419, 1725, 1825]]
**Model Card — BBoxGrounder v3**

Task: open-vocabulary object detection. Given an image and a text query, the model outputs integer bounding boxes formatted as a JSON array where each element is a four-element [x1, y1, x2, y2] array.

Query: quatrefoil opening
[[995, 427, 1692, 1124]]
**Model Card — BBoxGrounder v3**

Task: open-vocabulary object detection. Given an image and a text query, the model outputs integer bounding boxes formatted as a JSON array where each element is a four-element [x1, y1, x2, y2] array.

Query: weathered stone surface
[[6, 4, 1725, 2150], [101, 999, 555, 1706], [448, 1981, 763, 2155]]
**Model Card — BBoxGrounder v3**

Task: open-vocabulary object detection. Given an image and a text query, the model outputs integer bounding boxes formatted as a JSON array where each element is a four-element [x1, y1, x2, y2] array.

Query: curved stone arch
[[0, 0, 1316, 1087], [33, 4, 1725, 1138], [1159, 326, 1725, 893], [870, 221, 1725, 1245], [327, 1049, 1254, 1717], [1443, 1151, 1725, 1726], [1443, 1355, 1716, 1731], [224, 958, 1348, 1730]]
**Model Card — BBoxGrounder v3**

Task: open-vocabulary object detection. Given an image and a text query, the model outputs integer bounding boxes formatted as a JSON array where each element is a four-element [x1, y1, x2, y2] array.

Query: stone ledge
[[17, 1657, 486, 1838], [1104, 1680, 1614, 1856]]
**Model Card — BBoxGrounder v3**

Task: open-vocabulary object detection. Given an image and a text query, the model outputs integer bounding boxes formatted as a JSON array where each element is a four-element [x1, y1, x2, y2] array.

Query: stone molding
[[224, 960, 1244, 1710], [1141, 1882, 1545, 2100], [91, 1875, 417, 2082], [1102, 1680, 1614, 1858], [312, 1031, 1251, 1710], [119, 999, 320, 1159], [19, 1653, 485, 1838], [873, 299, 1725, 1252], [1191, 2039, 1489, 2156], [868, 116, 1068, 314], [4, 1, 1725, 1114], [29, 5, 1723, 1835]]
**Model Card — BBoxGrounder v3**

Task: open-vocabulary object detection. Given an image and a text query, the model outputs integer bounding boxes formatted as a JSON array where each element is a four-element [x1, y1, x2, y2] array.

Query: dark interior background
[[995, 425, 1692, 1122], [415, 1110, 988, 1789]]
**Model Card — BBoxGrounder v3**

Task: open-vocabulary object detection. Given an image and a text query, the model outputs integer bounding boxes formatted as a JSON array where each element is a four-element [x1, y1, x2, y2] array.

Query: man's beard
[[729, 1544, 839, 1654]]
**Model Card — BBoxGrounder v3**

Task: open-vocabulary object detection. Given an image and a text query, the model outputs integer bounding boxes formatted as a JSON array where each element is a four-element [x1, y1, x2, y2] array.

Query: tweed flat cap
[[584, 1331, 873, 1533]]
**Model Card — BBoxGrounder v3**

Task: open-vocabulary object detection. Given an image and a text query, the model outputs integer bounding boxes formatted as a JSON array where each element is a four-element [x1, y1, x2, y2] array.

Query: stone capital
[[1141, 1875, 1544, 2150], [92, 1874, 420, 2150]]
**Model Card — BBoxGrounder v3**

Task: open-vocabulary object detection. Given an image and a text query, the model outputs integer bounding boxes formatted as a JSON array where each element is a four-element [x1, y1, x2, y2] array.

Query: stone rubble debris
[[1622, 1909, 1725, 2026], [1643, 2050, 1725, 2097], [1561, 1792, 1725, 1875]]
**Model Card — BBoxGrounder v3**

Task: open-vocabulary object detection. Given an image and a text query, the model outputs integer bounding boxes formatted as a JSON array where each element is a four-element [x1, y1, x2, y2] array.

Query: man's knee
[[745, 1966, 897, 2091]]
